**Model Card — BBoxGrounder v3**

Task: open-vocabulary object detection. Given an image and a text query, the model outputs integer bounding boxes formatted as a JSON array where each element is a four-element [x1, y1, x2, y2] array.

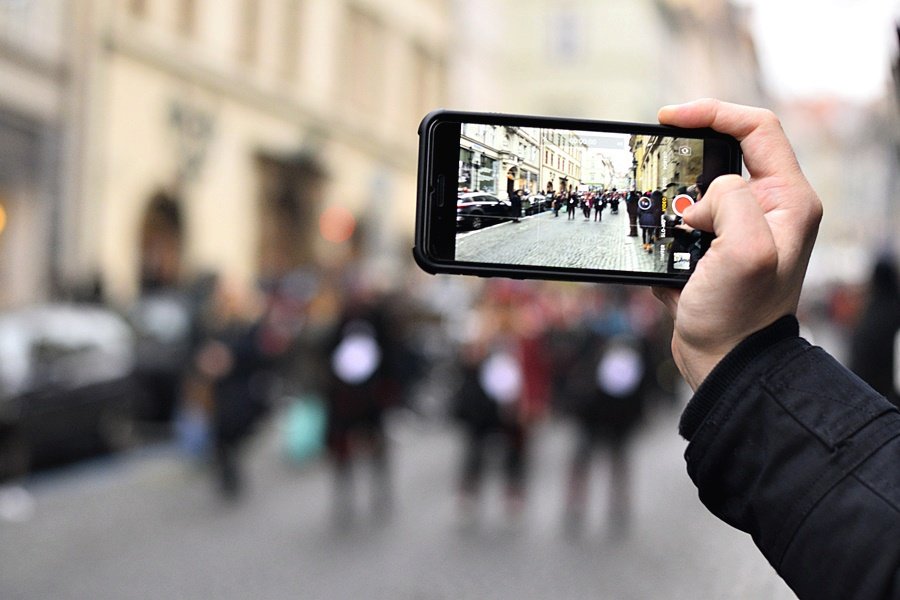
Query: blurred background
[[0, 0, 897, 598]]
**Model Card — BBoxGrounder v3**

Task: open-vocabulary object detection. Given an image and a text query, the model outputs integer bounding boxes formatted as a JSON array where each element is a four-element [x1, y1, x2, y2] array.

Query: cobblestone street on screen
[[455, 206, 667, 273]]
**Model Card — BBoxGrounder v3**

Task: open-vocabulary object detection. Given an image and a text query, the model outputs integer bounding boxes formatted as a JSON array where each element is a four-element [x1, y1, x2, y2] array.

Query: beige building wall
[[0, 0, 70, 308], [69, 0, 448, 304], [450, 0, 764, 120]]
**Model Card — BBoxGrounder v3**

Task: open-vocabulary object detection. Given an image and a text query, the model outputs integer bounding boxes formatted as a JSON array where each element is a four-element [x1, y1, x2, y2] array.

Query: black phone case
[[414, 109, 741, 287]]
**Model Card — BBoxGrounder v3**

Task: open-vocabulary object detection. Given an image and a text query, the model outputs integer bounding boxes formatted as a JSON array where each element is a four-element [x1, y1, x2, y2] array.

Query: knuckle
[[715, 173, 745, 188], [809, 194, 824, 223], [755, 108, 781, 128], [705, 174, 747, 197]]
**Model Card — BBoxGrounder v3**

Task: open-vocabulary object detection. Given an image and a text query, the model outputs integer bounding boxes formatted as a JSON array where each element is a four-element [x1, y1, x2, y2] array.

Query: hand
[[653, 99, 823, 390]]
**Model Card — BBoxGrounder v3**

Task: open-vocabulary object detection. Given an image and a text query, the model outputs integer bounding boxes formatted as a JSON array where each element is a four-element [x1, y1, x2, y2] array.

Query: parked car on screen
[[523, 193, 548, 215], [456, 192, 512, 230], [0, 303, 138, 479]]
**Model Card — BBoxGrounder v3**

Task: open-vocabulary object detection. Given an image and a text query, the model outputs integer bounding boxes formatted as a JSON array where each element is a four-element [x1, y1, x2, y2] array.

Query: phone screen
[[417, 112, 741, 286]]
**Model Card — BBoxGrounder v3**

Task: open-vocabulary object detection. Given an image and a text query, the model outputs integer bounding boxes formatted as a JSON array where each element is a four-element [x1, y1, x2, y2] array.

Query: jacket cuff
[[678, 315, 801, 441]]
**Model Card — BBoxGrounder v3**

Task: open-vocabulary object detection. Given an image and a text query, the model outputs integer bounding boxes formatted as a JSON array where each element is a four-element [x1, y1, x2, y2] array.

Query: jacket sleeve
[[679, 315, 900, 600]]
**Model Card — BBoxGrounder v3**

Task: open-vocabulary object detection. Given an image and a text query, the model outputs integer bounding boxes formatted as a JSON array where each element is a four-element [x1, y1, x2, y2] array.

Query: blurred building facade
[[449, 0, 764, 120], [0, 0, 449, 307], [785, 97, 900, 288], [0, 1, 70, 307], [1, 0, 892, 309]]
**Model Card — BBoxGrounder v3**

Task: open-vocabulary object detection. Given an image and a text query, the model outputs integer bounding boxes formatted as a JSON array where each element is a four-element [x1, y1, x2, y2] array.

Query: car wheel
[[471, 214, 484, 229], [98, 400, 137, 452]]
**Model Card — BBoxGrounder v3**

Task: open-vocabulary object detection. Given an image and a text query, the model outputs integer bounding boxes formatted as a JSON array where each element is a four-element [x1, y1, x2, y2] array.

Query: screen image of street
[[455, 126, 706, 274]]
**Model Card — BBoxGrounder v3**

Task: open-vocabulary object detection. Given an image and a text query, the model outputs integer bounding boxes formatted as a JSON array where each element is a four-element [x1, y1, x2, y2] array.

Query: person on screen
[[567, 185, 577, 221]]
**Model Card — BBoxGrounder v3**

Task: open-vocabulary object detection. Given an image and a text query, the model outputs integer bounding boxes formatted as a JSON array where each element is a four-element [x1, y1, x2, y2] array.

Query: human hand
[[653, 99, 823, 390]]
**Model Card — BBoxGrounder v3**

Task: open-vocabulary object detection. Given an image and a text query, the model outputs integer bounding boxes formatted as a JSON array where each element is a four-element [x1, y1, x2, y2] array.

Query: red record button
[[672, 194, 694, 217]]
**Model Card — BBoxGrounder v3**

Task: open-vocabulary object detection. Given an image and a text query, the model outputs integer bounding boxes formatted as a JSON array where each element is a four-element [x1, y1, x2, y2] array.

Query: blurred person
[[511, 188, 523, 223], [550, 288, 649, 539], [194, 276, 274, 499], [597, 190, 611, 221], [637, 192, 658, 252], [654, 99, 899, 600], [625, 188, 639, 237], [566, 186, 577, 220], [848, 254, 900, 409], [506, 172, 518, 223], [129, 284, 199, 427], [452, 281, 546, 528], [322, 269, 402, 526], [552, 185, 562, 217]]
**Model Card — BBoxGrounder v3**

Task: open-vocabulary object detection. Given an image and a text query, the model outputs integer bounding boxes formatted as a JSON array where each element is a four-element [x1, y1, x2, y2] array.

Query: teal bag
[[280, 395, 326, 464]]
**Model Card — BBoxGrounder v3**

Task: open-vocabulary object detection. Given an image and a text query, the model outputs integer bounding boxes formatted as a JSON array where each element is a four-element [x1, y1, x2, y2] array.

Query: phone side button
[[434, 174, 445, 207]]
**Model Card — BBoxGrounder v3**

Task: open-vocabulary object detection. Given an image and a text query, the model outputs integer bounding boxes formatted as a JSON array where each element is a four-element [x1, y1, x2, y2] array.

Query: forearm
[[682, 317, 900, 600]]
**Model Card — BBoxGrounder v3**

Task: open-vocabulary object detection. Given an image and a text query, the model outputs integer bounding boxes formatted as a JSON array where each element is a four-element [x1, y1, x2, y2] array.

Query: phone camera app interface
[[454, 125, 708, 275]]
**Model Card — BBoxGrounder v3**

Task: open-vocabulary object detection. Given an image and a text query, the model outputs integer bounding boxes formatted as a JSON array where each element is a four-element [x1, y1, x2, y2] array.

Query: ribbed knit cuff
[[678, 315, 801, 441]]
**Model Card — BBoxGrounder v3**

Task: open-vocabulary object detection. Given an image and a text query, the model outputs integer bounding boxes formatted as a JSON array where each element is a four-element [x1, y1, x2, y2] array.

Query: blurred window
[[177, 0, 196, 38], [128, 0, 147, 18], [411, 44, 434, 126], [238, 0, 259, 64], [140, 192, 183, 291], [344, 5, 384, 115], [281, 0, 303, 81]]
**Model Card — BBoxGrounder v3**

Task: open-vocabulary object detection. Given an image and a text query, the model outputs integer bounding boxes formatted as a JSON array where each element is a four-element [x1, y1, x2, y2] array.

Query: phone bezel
[[414, 109, 742, 287]]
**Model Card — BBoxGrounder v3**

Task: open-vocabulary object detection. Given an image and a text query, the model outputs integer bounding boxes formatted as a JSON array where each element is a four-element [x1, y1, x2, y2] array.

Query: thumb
[[684, 175, 778, 275], [683, 175, 761, 238]]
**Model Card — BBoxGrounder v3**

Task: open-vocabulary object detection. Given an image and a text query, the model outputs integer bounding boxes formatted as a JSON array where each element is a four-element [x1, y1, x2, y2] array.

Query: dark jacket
[[556, 327, 648, 440], [680, 315, 900, 600], [324, 299, 400, 440], [638, 203, 658, 228], [210, 321, 272, 443]]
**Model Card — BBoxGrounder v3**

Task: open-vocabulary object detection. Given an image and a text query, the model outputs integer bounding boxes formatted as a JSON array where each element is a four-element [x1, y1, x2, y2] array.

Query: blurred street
[[0, 405, 795, 600]]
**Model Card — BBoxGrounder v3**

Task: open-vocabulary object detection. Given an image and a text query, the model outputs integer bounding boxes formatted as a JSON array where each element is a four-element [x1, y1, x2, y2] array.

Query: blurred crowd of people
[[449, 279, 675, 536], [126, 258, 687, 540], [10, 242, 900, 539]]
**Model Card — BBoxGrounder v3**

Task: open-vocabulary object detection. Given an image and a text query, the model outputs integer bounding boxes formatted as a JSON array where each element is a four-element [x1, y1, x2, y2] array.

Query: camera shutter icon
[[678, 146, 692, 156]]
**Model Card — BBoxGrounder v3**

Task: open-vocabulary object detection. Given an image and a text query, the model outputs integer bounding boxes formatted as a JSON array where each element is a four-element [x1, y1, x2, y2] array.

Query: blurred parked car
[[0, 303, 138, 479], [523, 193, 548, 215], [457, 192, 512, 230], [129, 289, 195, 424]]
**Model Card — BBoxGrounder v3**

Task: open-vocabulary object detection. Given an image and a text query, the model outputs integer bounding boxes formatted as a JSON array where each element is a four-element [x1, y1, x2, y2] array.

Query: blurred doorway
[[256, 152, 325, 280], [139, 191, 184, 292]]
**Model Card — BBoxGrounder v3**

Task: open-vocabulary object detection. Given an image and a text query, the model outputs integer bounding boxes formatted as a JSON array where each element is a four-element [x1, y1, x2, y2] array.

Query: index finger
[[657, 98, 803, 181]]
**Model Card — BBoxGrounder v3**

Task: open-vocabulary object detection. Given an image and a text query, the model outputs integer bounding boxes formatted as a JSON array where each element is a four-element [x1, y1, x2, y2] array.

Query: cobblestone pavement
[[456, 208, 668, 273]]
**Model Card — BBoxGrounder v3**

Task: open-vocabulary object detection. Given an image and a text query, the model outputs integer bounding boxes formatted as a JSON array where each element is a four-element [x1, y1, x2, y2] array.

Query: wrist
[[673, 343, 733, 392], [678, 315, 801, 440], [672, 332, 746, 391]]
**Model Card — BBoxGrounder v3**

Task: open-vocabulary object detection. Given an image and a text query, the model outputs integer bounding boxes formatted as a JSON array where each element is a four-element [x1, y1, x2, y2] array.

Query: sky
[[738, 0, 899, 102]]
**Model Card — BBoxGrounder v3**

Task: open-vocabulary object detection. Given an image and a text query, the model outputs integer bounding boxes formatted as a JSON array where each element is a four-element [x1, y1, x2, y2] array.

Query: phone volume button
[[435, 174, 445, 207]]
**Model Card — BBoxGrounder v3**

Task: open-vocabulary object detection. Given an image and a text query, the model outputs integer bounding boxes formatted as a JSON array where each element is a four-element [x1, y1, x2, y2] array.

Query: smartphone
[[414, 110, 742, 287]]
